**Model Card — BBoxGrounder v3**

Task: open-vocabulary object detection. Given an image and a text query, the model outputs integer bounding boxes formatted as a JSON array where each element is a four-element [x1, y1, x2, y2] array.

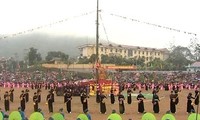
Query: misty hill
[[0, 33, 108, 60]]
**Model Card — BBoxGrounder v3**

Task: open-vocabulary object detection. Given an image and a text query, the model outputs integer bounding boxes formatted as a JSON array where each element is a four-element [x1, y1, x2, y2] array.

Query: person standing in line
[[81, 90, 89, 112], [110, 88, 115, 104], [4, 91, 10, 111], [33, 92, 39, 112], [100, 92, 107, 114], [187, 92, 195, 113], [64, 89, 72, 113], [169, 91, 176, 113], [96, 87, 101, 103], [152, 90, 160, 113], [174, 89, 179, 105], [20, 90, 26, 112], [118, 92, 125, 114], [9, 88, 14, 102], [127, 87, 132, 104], [37, 89, 41, 103], [137, 90, 146, 113], [194, 88, 199, 106], [46, 91, 54, 113], [25, 89, 29, 103]]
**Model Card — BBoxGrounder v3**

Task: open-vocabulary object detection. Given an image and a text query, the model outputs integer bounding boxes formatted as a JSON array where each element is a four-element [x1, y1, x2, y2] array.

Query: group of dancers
[[1, 84, 200, 117]]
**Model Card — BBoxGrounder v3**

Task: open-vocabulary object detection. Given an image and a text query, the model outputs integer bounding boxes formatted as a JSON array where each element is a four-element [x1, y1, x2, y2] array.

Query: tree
[[166, 46, 193, 70], [28, 47, 42, 66], [77, 56, 89, 64], [45, 51, 69, 62]]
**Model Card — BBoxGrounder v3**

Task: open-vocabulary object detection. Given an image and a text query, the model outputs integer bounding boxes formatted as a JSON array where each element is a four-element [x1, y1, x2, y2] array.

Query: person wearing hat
[[9, 88, 14, 102], [118, 92, 125, 114], [99, 91, 107, 114], [4, 91, 10, 111], [152, 90, 160, 113], [169, 90, 176, 113], [81, 90, 89, 112], [46, 90, 54, 113], [25, 89, 29, 103], [110, 88, 115, 104], [37, 89, 42, 103], [187, 92, 195, 113], [194, 88, 199, 105], [84, 109, 91, 120], [64, 89, 72, 113], [33, 92, 39, 112], [20, 90, 26, 111], [137, 90, 146, 113], [127, 87, 132, 104]]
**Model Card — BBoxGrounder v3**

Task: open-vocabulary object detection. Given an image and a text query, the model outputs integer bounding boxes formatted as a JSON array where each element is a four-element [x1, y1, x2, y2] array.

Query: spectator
[[84, 109, 91, 120]]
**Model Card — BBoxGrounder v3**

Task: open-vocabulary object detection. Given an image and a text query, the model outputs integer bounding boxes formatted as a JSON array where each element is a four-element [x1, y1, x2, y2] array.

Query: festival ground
[[0, 87, 198, 120]]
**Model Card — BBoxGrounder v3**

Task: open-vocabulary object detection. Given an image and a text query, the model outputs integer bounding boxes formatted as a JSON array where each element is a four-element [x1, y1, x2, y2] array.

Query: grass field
[[0, 87, 199, 120]]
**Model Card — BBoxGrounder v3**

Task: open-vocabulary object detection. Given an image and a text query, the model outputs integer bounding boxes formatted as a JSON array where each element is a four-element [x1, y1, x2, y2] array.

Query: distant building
[[187, 62, 200, 72], [78, 44, 169, 64]]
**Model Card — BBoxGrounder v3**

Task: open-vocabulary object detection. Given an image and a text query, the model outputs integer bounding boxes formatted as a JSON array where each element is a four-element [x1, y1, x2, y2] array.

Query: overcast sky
[[0, 0, 199, 49]]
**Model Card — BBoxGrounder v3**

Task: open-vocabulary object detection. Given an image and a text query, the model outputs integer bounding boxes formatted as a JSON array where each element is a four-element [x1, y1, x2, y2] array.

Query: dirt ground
[[0, 87, 199, 120]]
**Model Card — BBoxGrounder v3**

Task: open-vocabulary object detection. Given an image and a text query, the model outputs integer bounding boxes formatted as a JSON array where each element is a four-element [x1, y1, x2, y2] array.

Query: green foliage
[[45, 51, 69, 62], [28, 47, 42, 66]]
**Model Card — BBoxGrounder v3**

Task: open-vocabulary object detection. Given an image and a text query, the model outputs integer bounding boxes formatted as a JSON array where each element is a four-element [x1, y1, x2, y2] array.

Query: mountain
[[0, 33, 102, 60]]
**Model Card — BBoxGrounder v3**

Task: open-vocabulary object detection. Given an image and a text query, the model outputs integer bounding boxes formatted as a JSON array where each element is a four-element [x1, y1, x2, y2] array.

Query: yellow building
[[79, 43, 169, 64]]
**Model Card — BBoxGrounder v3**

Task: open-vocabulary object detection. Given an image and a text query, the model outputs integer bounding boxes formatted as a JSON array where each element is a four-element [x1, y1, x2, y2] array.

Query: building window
[[146, 57, 148, 61], [142, 51, 144, 54], [124, 50, 126, 53], [119, 49, 122, 53], [110, 49, 113, 52], [128, 49, 133, 57], [115, 49, 117, 52], [101, 48, 103, 52], [146, 52, 148, 55]]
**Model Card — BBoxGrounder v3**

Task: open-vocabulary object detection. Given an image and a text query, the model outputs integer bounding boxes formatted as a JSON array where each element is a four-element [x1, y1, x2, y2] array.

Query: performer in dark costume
[[194, 88, 199, 106], [46, 91, 54, 113], [174, 90, 179, 105], [25, 89, 29, 103], [20, 90, 26, 111], [127, 88, 132, 104], [118, 92, 125, 114], [137, 91, 146, 113], [110, 88, 115, 104], [96, 88, 101, 103], [33, 92, 39, 112], [81, 90, 89, 112], [4, 91, 10, 111], [9, 88, 14, 102], [170, 91, 176, 113], [37, 89, 41, 103], [64, 89, 72, 113], [100, 92, 107, 114], [152, 91, 160, 113], [187, 92, 195, 113]]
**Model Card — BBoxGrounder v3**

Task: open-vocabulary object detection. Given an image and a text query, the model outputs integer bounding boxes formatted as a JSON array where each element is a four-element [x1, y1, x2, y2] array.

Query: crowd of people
[[0, 70, 200, 119]]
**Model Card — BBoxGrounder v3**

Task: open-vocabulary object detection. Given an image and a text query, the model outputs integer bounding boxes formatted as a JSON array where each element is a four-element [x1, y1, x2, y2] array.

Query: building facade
[[79, 44, 169, 64]]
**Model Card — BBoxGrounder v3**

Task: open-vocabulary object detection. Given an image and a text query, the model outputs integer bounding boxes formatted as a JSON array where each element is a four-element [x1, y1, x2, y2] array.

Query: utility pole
[[96, 0, 99, 85]]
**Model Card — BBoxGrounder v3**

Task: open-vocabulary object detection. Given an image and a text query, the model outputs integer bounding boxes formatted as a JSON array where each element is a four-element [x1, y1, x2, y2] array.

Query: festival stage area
[[0, 87, 198, 120]]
